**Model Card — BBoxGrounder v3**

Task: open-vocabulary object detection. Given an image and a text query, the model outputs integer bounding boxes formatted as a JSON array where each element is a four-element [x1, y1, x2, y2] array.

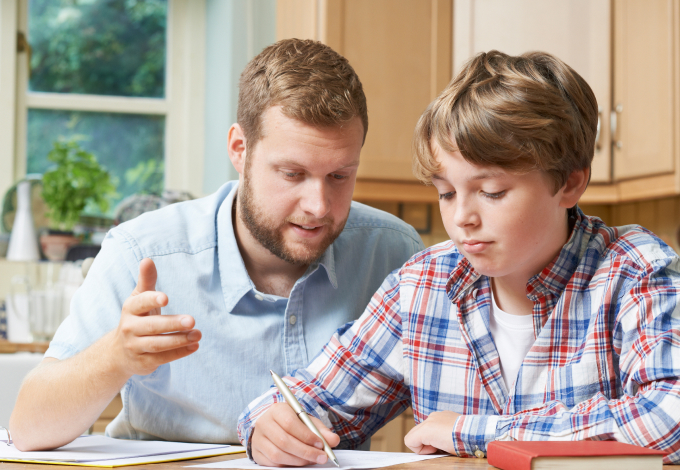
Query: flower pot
[[40, 231, 81, 261]]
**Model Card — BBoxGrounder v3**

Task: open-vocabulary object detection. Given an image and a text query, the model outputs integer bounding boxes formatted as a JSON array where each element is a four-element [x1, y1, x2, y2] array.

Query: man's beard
[[238, 164, 348, 266]]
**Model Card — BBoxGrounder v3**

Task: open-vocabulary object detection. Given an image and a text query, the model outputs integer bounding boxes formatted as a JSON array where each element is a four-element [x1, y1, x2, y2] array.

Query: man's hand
[[251, 403, 340, 467], [110, 258, 202, 377], [404, 411, 461, 455]]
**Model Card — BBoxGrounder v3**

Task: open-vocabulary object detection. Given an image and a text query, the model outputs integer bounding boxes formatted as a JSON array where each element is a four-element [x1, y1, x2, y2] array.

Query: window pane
[[28, 0, 167, 98], [27, 109, 165, 216]]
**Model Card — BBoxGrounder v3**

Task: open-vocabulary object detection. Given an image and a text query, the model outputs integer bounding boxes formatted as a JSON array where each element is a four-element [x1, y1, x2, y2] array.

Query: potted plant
[[40, 138, 117, 260]]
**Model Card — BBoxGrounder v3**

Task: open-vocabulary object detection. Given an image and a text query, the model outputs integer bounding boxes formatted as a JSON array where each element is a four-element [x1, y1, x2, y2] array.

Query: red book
[[486, 440, 667, 470]]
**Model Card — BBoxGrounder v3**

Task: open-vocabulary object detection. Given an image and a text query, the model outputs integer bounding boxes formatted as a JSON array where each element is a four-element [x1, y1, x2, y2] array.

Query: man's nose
[[300, 180, 331, 219]]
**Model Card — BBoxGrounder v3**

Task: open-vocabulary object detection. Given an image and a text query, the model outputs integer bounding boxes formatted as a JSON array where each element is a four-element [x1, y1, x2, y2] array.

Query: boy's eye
[[283, 171, 302, 178], [330, 173, 348, 180], [438, 191, 455, 200], [482, 190, 506, 199]]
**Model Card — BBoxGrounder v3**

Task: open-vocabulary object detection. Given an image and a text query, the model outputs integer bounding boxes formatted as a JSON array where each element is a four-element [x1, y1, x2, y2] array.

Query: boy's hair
[[237, 38, 368, 149], [413, 50, 598, 193]]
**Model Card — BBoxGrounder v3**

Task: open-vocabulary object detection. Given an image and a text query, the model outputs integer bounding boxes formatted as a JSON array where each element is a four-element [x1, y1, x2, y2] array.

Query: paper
[[0, 432, 244, 467], [187, 450, 446, 469]]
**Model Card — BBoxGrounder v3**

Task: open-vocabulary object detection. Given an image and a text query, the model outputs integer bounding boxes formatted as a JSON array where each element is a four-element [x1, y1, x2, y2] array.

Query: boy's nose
[[453, 199, 479, 227]]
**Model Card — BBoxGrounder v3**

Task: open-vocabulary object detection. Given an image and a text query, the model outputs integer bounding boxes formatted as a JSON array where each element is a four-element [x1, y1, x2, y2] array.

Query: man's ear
[[559, 168, 590, 208], [228, 123, 247, 175]]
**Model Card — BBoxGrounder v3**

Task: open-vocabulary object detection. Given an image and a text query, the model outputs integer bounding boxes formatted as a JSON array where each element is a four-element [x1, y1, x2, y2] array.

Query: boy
[[237, 51, 680, 465]]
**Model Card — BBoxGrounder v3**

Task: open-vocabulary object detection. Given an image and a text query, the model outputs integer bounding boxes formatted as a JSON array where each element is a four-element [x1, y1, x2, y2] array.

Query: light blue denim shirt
[[46, 181, 424, 444]]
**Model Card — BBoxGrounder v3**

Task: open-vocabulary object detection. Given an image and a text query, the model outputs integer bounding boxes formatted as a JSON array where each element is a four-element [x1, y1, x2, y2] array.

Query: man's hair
[[237, 38, 368, 149], [413, 50, 598, 193]]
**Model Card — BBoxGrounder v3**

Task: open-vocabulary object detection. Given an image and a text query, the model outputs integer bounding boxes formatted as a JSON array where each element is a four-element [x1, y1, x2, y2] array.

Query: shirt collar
[[525, 206, 585, 300], [217, 183, 339, 312], [217, 184, 254, 312], [446, 206, 587, 303]]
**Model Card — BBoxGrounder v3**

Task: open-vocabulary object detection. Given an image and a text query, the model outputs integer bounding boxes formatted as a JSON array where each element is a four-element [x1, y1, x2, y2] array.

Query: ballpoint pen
[[269, 370, 340, 467]]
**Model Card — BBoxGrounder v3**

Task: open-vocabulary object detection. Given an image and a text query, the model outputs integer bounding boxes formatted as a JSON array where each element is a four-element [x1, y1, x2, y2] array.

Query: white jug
[[7, 180, 40, 261]]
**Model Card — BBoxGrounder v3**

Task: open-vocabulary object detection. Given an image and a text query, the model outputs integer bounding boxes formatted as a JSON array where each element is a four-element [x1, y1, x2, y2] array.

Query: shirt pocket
[[546, 359, 603, 408]]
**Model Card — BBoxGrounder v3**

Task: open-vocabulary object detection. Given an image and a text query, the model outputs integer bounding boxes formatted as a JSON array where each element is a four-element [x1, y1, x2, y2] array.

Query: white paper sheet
[[0, 432, 244, 467], [187, 450, 446, 469]]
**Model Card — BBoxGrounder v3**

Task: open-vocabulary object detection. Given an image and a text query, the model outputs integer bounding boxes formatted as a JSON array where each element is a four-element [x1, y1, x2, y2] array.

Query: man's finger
[[132, 258, 158, 295], [136, 330, 202, 353], [123, 291, 170, 317], [128, 314, 195, 337], [145, 343, 201, 366]]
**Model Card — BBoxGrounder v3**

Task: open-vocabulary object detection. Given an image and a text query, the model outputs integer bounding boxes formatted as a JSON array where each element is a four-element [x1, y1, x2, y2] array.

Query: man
[[10, 39, 423, 451]]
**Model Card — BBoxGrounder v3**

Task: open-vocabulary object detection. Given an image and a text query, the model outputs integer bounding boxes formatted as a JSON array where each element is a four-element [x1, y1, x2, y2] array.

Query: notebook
[[0, 433, 244, 467]]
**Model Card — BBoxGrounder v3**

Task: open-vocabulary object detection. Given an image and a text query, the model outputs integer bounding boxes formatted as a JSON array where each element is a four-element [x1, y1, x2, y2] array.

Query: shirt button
[[474, 449, 485, 458], [289, 315, 297, 325], [254, 294, 264, 301], [472, 289, 478, 299]]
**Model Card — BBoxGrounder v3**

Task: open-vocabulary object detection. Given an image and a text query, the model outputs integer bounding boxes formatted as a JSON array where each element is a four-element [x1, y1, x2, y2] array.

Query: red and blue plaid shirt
[[238, 209, 680, 464]]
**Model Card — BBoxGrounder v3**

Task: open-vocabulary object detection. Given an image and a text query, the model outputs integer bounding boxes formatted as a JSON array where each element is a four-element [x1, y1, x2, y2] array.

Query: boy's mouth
[[462, 239, 492, 254]]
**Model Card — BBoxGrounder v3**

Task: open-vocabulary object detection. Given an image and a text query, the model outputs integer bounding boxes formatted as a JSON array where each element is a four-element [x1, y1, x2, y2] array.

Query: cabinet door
[[453, 0, 612, 183], [612, 0, 675, 180], [277, 0, 453, 182]]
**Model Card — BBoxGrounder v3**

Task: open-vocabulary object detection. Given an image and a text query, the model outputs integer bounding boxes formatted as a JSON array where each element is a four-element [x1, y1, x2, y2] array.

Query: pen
[[269, 370, 340, 467]]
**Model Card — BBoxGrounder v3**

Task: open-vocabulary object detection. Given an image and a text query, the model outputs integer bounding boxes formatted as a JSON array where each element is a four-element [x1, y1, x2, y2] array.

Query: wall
[[203, 0, 277, 195]]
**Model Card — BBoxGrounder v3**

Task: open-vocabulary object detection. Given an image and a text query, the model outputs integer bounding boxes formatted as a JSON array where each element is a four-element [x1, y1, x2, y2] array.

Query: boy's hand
[[110, 258, 202, 377], [251, 403, 340, 467], [404, 411, 460, 454]]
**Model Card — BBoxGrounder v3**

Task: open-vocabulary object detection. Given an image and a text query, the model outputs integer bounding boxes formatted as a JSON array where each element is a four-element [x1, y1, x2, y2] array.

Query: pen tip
[[332, 458, 339, 467]]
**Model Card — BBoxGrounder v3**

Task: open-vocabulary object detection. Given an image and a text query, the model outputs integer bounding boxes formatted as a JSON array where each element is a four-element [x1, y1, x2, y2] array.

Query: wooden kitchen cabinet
[[276, 0, 451, 201], [277, 0, 680, 204], [612, 0, 676, 181], [453, 0, 612, 183]]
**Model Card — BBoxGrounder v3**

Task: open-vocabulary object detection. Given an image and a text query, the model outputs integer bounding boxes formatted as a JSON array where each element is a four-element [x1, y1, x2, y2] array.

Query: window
[[4, 0, 205, 217]]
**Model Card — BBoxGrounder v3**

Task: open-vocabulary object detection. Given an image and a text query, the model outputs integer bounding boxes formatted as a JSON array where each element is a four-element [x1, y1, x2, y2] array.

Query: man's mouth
[[290, 222, 325, 236]]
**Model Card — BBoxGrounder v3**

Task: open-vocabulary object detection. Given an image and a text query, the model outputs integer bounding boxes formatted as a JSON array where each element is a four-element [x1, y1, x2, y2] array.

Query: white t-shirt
[[489, 290, 536, 392]]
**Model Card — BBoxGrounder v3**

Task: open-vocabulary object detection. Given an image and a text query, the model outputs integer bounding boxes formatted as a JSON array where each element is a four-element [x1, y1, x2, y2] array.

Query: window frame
[[5, 0, 206, 203]]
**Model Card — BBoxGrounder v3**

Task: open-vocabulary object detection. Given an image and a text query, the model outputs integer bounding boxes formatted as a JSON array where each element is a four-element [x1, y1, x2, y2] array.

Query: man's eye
[[331, 173, 348, 180], [283, 172, 301, 178], [438, 191, 455, 200], [482, 190, 506, 199]]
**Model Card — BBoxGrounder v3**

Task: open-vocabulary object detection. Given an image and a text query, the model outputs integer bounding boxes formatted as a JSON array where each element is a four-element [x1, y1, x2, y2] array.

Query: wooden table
[[0, 341, 49, 354], [0, 453, 498, 470]]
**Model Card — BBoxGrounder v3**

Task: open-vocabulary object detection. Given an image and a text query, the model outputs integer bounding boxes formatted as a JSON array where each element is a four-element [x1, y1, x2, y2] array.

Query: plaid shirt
[[238, 209, 680, 464]]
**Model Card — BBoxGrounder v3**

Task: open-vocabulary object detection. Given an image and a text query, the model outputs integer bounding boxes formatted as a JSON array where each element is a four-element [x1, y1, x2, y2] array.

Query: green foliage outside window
[[28, 0, 167, 97]]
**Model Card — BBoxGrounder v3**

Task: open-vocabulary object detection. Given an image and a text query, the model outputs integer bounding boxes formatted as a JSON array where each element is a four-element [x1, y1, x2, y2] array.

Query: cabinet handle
[[610, 104, 623, 149], [595, 107, 603, 151]]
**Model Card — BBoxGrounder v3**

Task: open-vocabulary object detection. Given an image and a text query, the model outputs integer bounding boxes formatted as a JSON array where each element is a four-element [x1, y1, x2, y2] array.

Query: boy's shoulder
[[400, 239, 464, 275], [583, 214, 678, 273]]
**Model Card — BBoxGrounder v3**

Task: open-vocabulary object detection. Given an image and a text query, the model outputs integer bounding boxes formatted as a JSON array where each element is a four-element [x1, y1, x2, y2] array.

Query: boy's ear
[[227, 123, 247, 175], [559, 168, 590, 208]]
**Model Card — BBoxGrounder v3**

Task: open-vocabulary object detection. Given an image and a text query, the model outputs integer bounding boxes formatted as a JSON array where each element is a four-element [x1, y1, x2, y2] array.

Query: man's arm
[[237, 271, 411, 466], [405, 263, 680, 463], [9, 258, 201, 451]]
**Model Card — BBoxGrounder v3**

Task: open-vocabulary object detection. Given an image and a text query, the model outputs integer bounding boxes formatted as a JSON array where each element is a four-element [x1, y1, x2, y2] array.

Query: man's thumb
[[134, 258, 157, 294]]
